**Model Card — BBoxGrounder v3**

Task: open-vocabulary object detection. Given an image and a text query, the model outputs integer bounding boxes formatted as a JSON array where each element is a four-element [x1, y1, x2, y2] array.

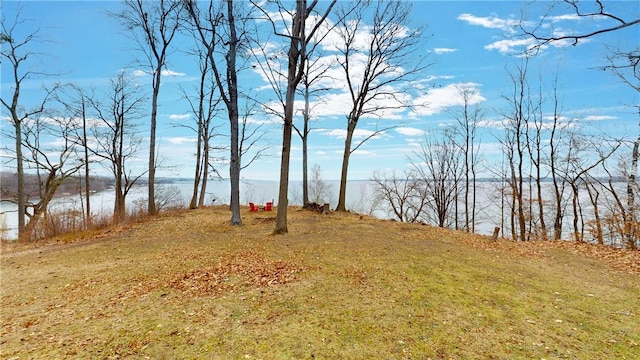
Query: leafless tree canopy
[[333, 0, 430, 212], [519, 1, 639, 49]]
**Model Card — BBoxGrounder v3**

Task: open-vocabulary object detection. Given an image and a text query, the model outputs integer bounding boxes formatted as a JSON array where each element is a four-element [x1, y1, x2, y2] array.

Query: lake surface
[[0, 179, 624, 243], [0, 179, 387, 240]]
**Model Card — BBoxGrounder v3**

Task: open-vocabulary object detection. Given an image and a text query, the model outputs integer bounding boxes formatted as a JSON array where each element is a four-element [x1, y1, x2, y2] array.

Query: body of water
[[0, 179, 382, 240], [1, 178, 629, 245]]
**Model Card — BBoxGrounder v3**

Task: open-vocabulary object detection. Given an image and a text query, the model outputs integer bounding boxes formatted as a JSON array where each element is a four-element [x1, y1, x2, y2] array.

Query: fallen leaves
[[169, 250, 304, 297], [445, 232, 640, 276]]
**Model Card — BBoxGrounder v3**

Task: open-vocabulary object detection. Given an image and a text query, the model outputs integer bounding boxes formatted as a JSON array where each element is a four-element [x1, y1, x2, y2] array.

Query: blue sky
[[1, 0, 638, 181]]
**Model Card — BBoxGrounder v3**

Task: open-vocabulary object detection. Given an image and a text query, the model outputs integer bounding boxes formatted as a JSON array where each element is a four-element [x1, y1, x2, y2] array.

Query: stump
[[492, 226, 500, 241], [303, 202, 331, 215], [321, 203, 330, 215]]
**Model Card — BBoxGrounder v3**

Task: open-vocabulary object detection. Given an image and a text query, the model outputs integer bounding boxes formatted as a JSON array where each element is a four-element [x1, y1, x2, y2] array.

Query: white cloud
[[457, 13, 519, 32], [320, 128, 382, 140], [161, 69, 186, 77], [132, 69, 147, 77], [548, 14, 582, 22], [169, 114, 190, 120], [395, 127, 425, 137], [585, 115, 616, 121], [131, 69, 186, 77], [423, 75, 455, 82], [412, 82, 486, 116], [434, 47, 457, 55], [167, 137, 196, 145], [484, 38, 538, 54], [477, 119, 508, 129]]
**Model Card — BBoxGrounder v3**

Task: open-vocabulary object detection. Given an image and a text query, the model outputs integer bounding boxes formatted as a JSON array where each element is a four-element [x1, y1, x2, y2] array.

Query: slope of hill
[[1, 207, 639, 359]]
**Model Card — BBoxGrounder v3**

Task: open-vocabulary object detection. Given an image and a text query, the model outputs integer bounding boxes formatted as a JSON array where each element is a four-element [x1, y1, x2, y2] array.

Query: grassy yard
[[1, 206, 639, 359]]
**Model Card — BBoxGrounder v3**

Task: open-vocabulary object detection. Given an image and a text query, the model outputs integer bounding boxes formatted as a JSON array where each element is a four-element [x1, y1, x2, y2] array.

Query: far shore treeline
[[0, 172, 114, 201], [0, 172, 194, 202]]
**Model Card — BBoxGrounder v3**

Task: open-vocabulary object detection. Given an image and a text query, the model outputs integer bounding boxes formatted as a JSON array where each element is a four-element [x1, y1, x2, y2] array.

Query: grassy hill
[[1, 206, 639, 359]]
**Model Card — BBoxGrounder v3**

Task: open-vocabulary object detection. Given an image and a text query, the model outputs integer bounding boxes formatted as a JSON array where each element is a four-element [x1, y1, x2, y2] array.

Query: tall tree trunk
[[82, 105, 91, 228], [471, 147, 477, 233], [115, 105, 126, 222], [190, 120, 203, 209], [302, 86, 310, 206], [552, 179, 564, 240], [463, 128, 469, 232], [336, 120, 355, 212], [227, 0, 242, 226], [148, 69, 161, 215], [509, 170, 518, 241], [535, 173, 546, 240], [274, 109, 293, 233], [114, 175, 125, 222], [229, 101, 241, 225], [626, 131, 639, 249], [199, 138, 209, 207], [586, 180, 604, 244], [191, 84, 205, 209], [274, 59, 300, 232], [571, 182, 581, 242], [190, 148, 202, 209], [274, 0, 307, 234], [535, 151, 547, 240], [14, 122, 26, 238]]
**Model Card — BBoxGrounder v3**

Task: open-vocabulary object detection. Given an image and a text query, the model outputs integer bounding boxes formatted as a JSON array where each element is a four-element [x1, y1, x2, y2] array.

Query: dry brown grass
[[1, 206, 639, 359]]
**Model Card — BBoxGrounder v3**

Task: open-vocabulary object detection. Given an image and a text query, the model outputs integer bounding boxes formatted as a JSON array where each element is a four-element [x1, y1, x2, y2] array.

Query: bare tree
[[296, 53, 332, 206], [51, 84, 94, 227], [565, 134, 621, 242], [112, 0, 183, 216], [252, 0, 337, 234], [0, 11, 53, 239], [185, 0, 259, 225], [583, 173, 605, 245], [179, 48, 224, 209], [308, 164, 331, 204], [411, 131, 462, 228], [18, 114, 84, 239], [88, 72, 147, 222], [519, 0, 639, 246], [370, 169, 428, 223], [602, 48, 640, 249], [239, 102, 271, 172], [333, 0, 429, 212], [449, 85, 483, 232], [155, 184, 185, 212], [519, 1, 639, 50], [597, 153, 640, 249], [501, 60, 535, 241]]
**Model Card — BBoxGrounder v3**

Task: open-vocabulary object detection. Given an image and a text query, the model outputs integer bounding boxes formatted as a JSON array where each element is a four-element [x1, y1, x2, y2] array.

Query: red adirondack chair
[[249, 202, 259, 212], [264, 201, 273, 211]]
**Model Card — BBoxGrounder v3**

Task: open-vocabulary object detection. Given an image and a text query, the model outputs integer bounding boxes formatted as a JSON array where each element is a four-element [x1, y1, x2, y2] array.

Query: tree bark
[[148, 68, 160, 215], [336, 120, 355, 212], [226, 0, 242, 226], [301, 85, 310, 206], [626, 131, 639, 249], [13, 120, 26, 237], [274, 0, 306, 234], [82, 102, 91, 228]]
